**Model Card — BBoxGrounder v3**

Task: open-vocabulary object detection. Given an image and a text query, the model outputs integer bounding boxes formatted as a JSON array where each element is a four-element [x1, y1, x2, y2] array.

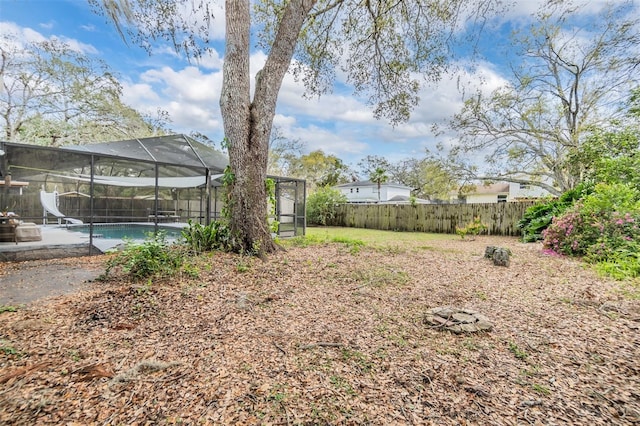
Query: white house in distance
[[508, 181, 554, 201], [335, 180, 413, 203], [461, 182, 553, 204]]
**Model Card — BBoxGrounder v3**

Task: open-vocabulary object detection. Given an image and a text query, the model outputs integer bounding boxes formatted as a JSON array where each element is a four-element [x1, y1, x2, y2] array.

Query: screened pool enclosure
[[0, 134, 306, 242]]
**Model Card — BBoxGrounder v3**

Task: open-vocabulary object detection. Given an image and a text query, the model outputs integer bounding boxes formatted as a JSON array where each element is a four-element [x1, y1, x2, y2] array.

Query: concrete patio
[[0, 226, 102, 261]]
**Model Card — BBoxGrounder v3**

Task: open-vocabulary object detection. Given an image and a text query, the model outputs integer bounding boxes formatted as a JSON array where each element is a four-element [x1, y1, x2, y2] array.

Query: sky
[[0, 0, 632, 172]]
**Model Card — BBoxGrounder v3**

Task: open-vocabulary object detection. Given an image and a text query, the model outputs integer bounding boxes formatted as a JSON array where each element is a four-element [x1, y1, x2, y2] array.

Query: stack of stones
[[424, 306, 493, 334], [485, 246, 511, 267]]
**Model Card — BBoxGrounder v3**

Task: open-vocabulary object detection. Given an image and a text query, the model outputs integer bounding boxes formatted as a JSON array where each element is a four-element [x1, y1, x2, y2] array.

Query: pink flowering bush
[[542, 183, 640, 279]]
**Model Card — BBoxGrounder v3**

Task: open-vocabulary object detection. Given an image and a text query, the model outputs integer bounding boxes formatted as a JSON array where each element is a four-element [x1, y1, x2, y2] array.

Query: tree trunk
[[220, 0, 316, 255]]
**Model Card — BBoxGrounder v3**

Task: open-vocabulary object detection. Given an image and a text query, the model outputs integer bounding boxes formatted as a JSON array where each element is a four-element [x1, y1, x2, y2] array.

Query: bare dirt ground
[[1, 236, 639, 425]]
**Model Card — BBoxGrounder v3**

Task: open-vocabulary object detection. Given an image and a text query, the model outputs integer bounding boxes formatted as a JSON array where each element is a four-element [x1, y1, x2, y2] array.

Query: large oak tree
[[448, 1, 640, 196], [96, 0, 504, 255]]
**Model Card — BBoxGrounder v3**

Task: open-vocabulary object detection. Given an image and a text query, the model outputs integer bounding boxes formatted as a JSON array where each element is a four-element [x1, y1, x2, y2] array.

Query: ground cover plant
[[1, 228, 639, 424]]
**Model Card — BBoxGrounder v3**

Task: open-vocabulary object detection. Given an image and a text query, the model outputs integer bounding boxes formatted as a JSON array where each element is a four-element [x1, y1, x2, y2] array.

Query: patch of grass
[[389, 334, 408, 347], [532, 383, 551, 395], [340, 348, 373, 373], [181, 261, 201, 279], [520, 365, 541, 377], [0, 304, 21, 313], [238, 362, 254, 374], [462, 337, 481, 351], [351, 266, 410, 288], [307, 227, 453, 245], [615, 280, 640, 300], [236, 257, 251, 273], [280, 233, 328, 248], [329, 236, 365, 254], [475, 291, 488, 301], [69, 349, 82, 362], [508, 342, 529, 360], [0, 339, 20, 356], [436, 346, 461, 357], [372, 347, 388, 360], [267, 384, 288, 403], [136, 279, 153, 296], [329, 375, 356, 396]]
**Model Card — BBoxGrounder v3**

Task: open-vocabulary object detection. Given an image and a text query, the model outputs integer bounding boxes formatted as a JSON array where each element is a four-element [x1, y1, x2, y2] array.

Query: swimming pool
[[69, 223, 185, 240]]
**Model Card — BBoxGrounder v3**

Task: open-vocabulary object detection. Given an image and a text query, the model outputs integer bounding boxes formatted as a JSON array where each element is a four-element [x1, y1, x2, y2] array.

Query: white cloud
[[121, 82, 161, 103], [273, 114, 297, 128], [39, 21, 54, 30], [288, 124, 370, 157], [140, 66, 221, 102], [196, 48, 223, 70], [51, 35, 99, 54], [122, 65, 224, 136], [0, 21, 98, 54], [0, 22, 44, 43]]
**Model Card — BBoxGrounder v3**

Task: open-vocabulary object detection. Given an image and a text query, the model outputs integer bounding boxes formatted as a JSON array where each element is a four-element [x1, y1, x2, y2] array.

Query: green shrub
[[518, 200, 566, 242], [104, 233, 186, 281], [579, 183, 640, 218], [181, 219, 236, 253], [306, 186, 347, 226], [542, 183, 640, 279], [518, 184, 590, 242], [456, 216, 488, 240], [593, 248, 640, 280]]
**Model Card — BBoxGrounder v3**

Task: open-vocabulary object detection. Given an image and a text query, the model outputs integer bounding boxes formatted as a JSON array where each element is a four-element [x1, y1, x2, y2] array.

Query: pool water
[[71, 224, 184, 240]]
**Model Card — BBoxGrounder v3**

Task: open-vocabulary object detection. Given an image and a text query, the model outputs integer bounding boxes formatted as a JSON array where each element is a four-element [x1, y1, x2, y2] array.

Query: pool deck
[[0, 223, 188, 262]]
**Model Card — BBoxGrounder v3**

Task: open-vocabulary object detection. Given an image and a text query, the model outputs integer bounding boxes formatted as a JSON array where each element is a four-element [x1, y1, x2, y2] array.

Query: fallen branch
[[465, 386, 491, 398], [299, 342, 343, 350], [520, 400, 543, 407], [0, 361, 51, 384], [273, 342, 287, 356], [110, 359, 182, 384], [71, 362, 114, 381]]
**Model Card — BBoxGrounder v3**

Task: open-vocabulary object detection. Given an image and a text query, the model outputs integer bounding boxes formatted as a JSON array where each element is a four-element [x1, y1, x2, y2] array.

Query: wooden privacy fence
[[328, 202, 538, 236]]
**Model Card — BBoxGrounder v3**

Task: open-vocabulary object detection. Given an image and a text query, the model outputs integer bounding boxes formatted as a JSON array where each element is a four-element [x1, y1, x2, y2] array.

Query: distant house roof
[[469, 183, 510, 194], [335, 180, 411, 190]]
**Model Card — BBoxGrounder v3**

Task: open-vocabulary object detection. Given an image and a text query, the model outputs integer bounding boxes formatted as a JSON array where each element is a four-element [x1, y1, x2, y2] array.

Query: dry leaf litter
[[1, 236, 639, 425]]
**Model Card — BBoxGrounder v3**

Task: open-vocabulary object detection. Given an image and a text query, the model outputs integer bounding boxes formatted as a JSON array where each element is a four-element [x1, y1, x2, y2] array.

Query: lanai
[[0, 134, 305, 251]]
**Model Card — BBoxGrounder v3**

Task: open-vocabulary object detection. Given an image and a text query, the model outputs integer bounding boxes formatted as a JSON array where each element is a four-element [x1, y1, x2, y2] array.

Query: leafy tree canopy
[[0, 33, 169, 145], [289, 150, 350, 190], [569, 89, 640, 191], [447, 1, 640, 196], [267, 127, 305, 177]]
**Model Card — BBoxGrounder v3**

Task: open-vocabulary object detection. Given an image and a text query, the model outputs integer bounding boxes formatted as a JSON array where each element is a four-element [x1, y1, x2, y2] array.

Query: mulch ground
[[1, 236, 639, 425]]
